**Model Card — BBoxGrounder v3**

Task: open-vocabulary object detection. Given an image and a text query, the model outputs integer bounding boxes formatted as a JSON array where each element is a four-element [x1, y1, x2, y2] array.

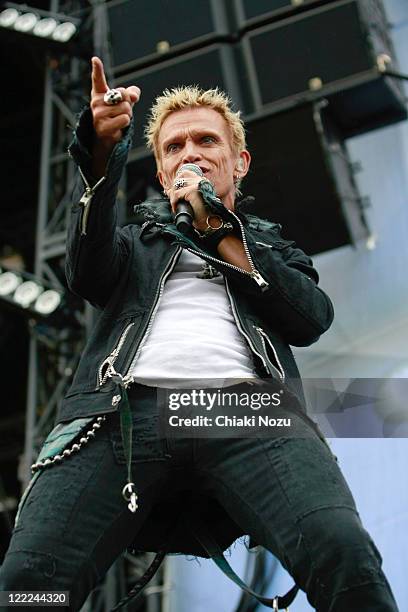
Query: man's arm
[[166, 168, 332, 346], [65, 151, 130, 309], [65, 58, 140, 308], [214, 221, 334, 347], [90, 57, 140, 179]]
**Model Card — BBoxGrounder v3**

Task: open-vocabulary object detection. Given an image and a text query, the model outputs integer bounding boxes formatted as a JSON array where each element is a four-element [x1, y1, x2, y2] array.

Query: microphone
[[174, 163, 203, 234]]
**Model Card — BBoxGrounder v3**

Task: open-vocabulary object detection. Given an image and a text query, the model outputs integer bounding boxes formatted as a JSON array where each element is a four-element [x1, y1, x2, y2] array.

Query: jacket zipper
[[254, 326, 285, 383], [255, 241, 273, 248], [229, 210, 268, 289], [224, 278, 270, 375], [96, 247, 181, 389], [97, 322, 136, 387], [121, 247, 182, 387], [94, 211, 270, 388], [177, 211, 269, 290], [225, 277, 285, 382], [78, 167, 106, 236], [186, 245, 268, 286]]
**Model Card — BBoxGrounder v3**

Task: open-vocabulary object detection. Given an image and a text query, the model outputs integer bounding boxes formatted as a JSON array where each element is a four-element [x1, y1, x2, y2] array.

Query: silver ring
[[174, 178, 187, 190], [103, 89, 123, 105]]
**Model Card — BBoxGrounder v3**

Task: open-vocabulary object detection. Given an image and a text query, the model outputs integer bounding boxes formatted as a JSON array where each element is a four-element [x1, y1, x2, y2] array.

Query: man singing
[[0, 57, 399, 611]]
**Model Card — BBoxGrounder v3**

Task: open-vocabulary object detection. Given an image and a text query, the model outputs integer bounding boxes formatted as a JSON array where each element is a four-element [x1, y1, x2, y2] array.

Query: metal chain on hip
[[30, 415, 106, 473]]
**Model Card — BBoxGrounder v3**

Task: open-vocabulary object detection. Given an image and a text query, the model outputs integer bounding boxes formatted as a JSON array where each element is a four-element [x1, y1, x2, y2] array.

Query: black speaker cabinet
[[115, 44, 245, 153], [241, 0, 407, 136], [108, 0, 230, 74], [232, 0, 335, 29], [243, 102, 370, 255]]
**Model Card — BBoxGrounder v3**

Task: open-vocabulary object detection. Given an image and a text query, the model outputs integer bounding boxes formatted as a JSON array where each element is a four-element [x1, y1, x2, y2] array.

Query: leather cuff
[[196, 216, 235, 250]]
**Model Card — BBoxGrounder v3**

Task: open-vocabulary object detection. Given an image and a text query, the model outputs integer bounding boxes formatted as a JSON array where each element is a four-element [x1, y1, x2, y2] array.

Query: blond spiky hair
[[144, 85, 247, 164]]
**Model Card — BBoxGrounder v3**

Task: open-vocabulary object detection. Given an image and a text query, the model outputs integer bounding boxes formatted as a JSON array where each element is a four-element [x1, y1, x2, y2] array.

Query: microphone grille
[[179, 163, 203, 177]]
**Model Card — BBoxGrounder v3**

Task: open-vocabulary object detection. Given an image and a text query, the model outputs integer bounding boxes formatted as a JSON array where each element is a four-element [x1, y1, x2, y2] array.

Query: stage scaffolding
[[21, 1, 167, 610], [23, 0, 88, 485]]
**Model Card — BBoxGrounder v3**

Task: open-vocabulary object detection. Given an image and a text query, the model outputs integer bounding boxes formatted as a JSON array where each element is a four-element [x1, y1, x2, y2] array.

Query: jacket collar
[[132, 198, 173, 225], [132, 196, 256, 227]]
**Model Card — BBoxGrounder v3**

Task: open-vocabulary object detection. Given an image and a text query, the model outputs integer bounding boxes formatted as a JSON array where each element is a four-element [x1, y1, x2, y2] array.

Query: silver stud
[[54, 455, 62, 462], [86, 430, 95, 437], [44, 458, 52, 466], [97, 416, 104, 422], [80, 437, 88, 444], [63, 449, 71, 457], [93, 422, 101, 429], [72, 444, 80, 452]]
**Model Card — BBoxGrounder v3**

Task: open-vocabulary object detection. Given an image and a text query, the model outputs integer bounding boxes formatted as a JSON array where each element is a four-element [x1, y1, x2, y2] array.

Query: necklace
[[196, 261, 221, 279]]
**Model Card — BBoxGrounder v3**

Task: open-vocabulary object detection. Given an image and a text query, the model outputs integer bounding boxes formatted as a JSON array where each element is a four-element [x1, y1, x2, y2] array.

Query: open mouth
[[176, 164, 210, 176]]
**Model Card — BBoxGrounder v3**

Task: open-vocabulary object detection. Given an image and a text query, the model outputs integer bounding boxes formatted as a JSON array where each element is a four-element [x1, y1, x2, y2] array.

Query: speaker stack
[[107, 0, 406, 254]]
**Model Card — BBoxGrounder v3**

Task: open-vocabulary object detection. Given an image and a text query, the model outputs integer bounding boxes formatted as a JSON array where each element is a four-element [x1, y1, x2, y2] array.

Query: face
[[156, 106, 250, 210]]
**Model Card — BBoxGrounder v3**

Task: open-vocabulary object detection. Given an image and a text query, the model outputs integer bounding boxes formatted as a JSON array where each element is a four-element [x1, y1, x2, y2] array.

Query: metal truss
[[20, 1, 168, 610], [23, 0, 89, 481], [23, 1, 89, 481]]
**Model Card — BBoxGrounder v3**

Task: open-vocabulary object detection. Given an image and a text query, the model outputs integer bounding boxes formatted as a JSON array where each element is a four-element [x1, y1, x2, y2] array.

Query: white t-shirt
[[129, 249, 259, 388]]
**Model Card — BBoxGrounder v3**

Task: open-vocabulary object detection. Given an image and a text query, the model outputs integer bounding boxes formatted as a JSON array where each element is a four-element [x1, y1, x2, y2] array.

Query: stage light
[[14, 11, 38, 33], [0, 7, 18, 27], [35, 290, 61, 315], [0, 3, 81, 49], [52, 21, 76, 42], [14, 281, 43, 308], [0, 266, 75, 326], [0, 271, 22, 296], [33, 17, 57, 38]]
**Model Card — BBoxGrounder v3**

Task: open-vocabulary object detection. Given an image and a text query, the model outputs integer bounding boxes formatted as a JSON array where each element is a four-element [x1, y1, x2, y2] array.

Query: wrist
[[193, 216, 210, 233], [195, 215, 233, 236], [91, 140, 115, 180], [195, 215, 235, 250]]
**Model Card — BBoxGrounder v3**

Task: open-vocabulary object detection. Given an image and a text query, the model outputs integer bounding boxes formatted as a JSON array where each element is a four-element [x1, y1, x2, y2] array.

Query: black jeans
[[0, 384, 399, 611]]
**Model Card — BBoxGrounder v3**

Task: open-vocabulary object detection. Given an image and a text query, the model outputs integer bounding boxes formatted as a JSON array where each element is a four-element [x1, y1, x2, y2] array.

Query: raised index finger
[[91, 56, 109, 94]]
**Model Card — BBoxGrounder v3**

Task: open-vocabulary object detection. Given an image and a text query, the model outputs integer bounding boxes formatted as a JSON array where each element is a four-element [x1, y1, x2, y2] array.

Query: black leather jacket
[[58, 109, 334, 424]]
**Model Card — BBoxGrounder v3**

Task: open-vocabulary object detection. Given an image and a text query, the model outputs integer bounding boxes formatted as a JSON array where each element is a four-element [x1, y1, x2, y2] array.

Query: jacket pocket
[[255, 237, 295, 250], [110, 413, 168, 464], [253, 325, 286, 383], [97, 321, 136, 387]]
